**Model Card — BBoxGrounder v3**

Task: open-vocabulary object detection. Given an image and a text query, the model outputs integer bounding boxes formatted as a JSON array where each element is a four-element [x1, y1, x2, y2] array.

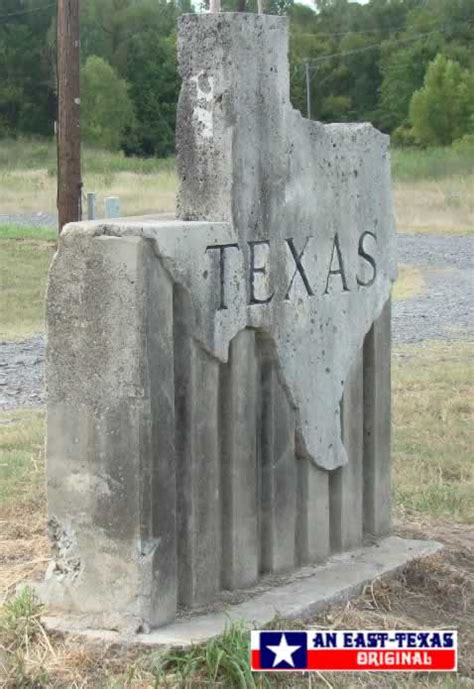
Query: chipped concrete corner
[[38, 14, 420, 639]]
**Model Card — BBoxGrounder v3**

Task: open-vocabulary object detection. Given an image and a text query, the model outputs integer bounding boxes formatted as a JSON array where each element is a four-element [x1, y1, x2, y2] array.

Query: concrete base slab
[[42, 536, 441, 649]]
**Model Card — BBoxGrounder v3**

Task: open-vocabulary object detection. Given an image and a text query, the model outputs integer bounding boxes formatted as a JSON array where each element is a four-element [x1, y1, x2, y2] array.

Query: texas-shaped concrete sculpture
[[41, 14, 403, 636]]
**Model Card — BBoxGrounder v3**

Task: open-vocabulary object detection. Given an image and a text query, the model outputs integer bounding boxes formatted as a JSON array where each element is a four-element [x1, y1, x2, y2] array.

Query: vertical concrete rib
[[363, 298, 392, 537], [174, 286, 220, 607], [145, 243, 178, 625], [296, 458, 330, 565], [258, 342, 297, 574], [329, 347, 364, 552], [220, 329, 259, 590]]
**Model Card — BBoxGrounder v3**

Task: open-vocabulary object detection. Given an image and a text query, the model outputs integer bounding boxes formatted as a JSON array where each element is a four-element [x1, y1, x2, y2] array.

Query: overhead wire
[[298, 22, 471, 70], [293, 15, 442, 39], [0, 3, 56, 21]]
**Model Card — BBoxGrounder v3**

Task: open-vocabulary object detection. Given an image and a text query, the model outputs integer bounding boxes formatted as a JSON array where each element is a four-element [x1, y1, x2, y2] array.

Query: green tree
[[81, 56, 134, 150], [0, 0, 55, 137], [377, 37, 441, 132], [126, 33, 179, 157], [409, 54, 474, 145]]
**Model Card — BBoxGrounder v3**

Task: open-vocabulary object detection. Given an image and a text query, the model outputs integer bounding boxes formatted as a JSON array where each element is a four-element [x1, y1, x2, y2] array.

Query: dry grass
[[1, 138, 473, 237], [392, 265, 425, 301], [0, 410, 47, 601], [0, 168, 177, 217], [394, 178, 473, 235], [2, 172, 473, 236], [0, 540, 471, 688], [393, 341, 474, 523], [0, 235, 56, 340]]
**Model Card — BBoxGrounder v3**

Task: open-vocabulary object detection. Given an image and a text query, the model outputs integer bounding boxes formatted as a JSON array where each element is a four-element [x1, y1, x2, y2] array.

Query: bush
[[391, 125, 419, 148], [81, 56, 134, 151], [452, 133, 474, 153], [409, 54, 474, 146]]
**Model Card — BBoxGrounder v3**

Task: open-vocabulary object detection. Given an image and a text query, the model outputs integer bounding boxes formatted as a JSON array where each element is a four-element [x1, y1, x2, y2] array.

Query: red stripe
[[251, 650, 261, 670]]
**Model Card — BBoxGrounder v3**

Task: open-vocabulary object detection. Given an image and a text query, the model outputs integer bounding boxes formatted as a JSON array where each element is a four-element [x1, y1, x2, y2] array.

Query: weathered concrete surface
[[42, 537, 442, 647], [363, 299, 392, 536], [44, 230, 177, 631], [176, 14, 397, 471]]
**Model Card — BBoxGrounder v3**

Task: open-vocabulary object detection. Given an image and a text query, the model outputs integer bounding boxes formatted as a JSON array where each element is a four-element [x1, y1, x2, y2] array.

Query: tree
[[125, 33, 179, 157], [377, 39, 440, 133], [409, 54, 474, 145], [81, 56, 133, 150], [0, 0, 56, 137]]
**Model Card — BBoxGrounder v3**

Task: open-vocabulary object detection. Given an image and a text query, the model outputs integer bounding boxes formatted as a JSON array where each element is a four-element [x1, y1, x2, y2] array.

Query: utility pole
[[57, 0, 82, 232], [304, 60, 312, 120]]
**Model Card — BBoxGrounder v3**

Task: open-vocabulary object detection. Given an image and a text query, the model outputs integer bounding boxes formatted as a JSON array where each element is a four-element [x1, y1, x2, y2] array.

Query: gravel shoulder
[[0, 212, 57, 230], [0, 337, 45, 410], [1, 232, 472, 410], [393, 233, 473, 343]]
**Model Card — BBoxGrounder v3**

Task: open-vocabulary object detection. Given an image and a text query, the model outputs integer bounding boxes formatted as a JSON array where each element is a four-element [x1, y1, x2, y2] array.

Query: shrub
[[409, 54, 474, 146], [81, 56, 134, 151]]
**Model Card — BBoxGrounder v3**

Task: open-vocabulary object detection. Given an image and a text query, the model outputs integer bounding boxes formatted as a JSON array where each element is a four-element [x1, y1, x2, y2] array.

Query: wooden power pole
[[57, 0, 82, 232]]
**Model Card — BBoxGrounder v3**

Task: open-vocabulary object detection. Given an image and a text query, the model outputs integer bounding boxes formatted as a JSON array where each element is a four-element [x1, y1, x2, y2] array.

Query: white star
[[267, 634, 301, 668]]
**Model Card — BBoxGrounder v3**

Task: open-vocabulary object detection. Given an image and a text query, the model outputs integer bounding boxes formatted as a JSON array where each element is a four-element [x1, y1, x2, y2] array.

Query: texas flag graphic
[[251, 632, 308, 670], [251, 630, 458, 672]]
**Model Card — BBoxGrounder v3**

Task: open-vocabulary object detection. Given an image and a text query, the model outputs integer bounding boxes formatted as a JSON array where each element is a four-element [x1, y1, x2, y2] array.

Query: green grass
[[1, 586, 44, 650], [392, 142, 474, 181], [0, 410, 45, 505], [0, 226, 55, 339], [0, 587, 50, 688], [0, 224, 57, 241], [2, 135, 473, 181], [0, 136, 174, 176], [148, 622, 269, 688]]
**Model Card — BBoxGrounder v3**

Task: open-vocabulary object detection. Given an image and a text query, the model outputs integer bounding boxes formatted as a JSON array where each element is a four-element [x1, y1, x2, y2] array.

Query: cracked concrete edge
[[41, 536, 443, 650]]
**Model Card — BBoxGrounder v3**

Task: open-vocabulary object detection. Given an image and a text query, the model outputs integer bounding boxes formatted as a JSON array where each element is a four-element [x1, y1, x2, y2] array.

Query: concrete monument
[[41, 14, 439, 643]]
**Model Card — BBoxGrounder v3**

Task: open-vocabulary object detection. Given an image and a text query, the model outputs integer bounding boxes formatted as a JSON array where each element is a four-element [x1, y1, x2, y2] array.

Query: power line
[[299, 26, 451, 68], [299, 20, 471, 120], [0, 3, 55, 21], [294, 16, 441, 39]]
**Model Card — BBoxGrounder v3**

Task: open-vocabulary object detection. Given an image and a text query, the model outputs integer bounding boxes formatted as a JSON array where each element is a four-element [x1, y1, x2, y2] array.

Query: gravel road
[[0, 232, 472, 410], [394, 234, 473, 343], [0, 337, 45, 410], [0, 212, 58, 229]]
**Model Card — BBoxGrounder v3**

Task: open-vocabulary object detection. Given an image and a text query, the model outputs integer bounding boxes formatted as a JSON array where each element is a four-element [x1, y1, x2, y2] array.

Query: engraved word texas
[[206, 231, 377, 310]]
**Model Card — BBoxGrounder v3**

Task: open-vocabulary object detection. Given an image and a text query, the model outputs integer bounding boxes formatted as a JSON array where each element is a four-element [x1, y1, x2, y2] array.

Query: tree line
[[0, 0, 472, 158]]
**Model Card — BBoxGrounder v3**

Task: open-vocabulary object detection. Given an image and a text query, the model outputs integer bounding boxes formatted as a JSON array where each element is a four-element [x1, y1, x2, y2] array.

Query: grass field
[[0, 138, 177, 217], [0, 137, 472, 233], [0, 226, 56, 339]]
